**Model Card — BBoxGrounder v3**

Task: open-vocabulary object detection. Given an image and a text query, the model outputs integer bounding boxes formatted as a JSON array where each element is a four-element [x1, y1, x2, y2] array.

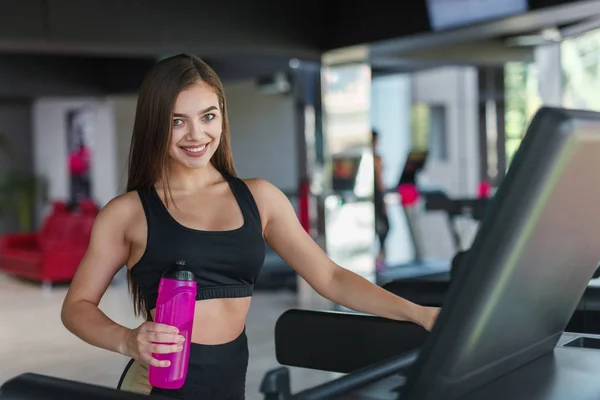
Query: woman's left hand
[[419, 307, 441, 331]]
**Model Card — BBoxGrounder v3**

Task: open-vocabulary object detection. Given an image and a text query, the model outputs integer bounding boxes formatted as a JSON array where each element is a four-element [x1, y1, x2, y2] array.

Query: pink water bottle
[[148, 260, 197, 389]]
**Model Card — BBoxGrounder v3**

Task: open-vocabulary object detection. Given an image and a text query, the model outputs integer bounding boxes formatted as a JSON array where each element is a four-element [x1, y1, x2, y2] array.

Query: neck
[[161, 162, 221, 192]]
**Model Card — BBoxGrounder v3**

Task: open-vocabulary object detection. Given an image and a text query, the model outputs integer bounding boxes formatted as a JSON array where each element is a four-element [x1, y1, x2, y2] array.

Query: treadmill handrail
[[0, 372, 168, 399], [275, 309, 428, 373], [292, 349, 420, 399]]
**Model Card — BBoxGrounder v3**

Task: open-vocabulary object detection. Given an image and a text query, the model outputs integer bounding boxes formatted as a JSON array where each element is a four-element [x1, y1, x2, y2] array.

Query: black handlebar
[[0, 373, 170, 400], [292, 350, 420, 399]]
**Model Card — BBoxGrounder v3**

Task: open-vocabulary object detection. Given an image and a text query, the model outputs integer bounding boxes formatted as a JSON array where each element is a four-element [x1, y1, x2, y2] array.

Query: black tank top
[[129, 174, 266, 312]]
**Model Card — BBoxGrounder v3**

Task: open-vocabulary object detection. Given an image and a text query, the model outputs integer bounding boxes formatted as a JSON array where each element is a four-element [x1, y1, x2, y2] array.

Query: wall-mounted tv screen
[[426, 0, 527, 31]]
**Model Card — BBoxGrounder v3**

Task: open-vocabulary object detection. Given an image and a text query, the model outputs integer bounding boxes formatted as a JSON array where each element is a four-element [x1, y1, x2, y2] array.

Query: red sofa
[[0, 200, 99, 285]]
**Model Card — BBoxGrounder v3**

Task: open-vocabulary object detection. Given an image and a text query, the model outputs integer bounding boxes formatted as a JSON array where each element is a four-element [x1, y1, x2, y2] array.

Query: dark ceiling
[[0, 0, 598, 96]]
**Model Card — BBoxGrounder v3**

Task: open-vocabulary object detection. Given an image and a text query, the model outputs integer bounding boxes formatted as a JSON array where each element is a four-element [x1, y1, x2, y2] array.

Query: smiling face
[[168, 81, 223, 169]]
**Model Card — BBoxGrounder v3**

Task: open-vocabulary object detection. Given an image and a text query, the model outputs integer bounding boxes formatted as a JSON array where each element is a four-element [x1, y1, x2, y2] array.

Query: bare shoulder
[[243, 178, 282, 201], [95, 191, 143, 229], [243, 178, 290, 224]]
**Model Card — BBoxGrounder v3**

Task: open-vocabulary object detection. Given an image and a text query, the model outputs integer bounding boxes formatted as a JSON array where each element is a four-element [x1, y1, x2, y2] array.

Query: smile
[[181, 144, 208, 152], [179, 143, 210, 157]]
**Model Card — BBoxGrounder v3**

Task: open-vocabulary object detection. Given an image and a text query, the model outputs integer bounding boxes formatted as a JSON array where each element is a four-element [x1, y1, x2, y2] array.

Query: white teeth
[[182, 144, 207, 153]]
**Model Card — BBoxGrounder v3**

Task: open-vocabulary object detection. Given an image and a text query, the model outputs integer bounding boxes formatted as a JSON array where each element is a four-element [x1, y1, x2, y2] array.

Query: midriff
[[150, 297, 252, 345]]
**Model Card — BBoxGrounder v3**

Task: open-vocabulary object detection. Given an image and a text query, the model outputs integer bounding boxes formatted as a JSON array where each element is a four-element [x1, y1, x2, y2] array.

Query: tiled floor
[[0, 273, 340, 399]]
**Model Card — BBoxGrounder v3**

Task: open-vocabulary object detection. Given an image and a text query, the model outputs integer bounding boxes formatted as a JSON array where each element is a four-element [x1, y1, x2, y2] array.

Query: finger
[[147, 332, 185, 344], [145, 322, 179, 334], [152, 343, 183, 355], [144, 355, 171, 368]]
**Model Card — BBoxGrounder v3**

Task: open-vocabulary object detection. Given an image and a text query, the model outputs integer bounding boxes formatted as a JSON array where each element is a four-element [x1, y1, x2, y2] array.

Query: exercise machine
[[376, 150, 451, 284], [0, 373, 171, 400], [421, 190, 489, 250], [397, 150, 491, 253], [378, 149, 490, 284], [259, 107, 600, 399]]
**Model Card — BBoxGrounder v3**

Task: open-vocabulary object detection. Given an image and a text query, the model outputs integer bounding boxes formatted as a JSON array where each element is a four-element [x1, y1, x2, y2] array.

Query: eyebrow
[[173, 106, 218, 118]]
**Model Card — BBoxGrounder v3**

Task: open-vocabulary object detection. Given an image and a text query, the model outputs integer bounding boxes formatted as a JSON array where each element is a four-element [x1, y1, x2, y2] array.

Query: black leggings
[[376, 212, 389, 248], [375, 205, 390, 251], [120, 329, 249, 400]]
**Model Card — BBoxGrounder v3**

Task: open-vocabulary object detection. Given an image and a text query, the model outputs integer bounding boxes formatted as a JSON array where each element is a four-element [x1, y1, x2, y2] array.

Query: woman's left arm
[[248, 179, 439, 331]]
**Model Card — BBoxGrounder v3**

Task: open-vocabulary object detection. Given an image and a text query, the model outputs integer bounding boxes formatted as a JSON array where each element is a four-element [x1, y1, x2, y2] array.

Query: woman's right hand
[[420, 306, 441, 331], [124, 321, 185, 367]]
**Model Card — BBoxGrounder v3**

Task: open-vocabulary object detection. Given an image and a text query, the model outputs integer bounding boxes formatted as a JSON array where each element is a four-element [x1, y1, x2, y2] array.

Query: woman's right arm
[[61, 196, 183, 366]]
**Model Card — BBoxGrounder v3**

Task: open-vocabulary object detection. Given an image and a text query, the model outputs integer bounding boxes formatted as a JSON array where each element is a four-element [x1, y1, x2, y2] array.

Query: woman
[[61, 54, 440, 400], [372, 129, 390, 269]]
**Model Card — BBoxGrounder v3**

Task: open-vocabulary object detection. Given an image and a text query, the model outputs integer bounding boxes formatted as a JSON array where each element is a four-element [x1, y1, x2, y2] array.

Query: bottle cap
[[162, 260, 195, 281]]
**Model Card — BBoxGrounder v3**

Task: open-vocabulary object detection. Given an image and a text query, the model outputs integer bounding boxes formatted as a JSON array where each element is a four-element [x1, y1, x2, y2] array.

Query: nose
[[186, 119, 205, 141]]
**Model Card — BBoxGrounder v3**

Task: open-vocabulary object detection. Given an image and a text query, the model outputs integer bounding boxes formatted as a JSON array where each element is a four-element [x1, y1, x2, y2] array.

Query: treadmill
[[378, 150, 490, 285], [377, 150, 452, 284], [260, 107, 600, 399]]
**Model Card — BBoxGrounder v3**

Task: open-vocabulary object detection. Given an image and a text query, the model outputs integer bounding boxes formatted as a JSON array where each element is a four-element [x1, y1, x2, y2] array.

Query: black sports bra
[[129, 174, 266, 312]]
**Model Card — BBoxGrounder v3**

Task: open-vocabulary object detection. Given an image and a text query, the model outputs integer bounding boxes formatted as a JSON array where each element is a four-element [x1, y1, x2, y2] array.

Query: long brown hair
[[126, 54, 236, 319]]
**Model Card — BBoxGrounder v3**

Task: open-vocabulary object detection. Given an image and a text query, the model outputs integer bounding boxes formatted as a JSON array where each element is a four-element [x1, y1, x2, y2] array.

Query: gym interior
[[3, 1, 600, 399]]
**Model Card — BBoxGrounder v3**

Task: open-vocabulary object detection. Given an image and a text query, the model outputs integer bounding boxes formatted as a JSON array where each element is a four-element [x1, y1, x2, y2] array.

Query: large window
[[504, 62, 541, 167], [562, 29, 600, 111], [503, 29, 600, 172]]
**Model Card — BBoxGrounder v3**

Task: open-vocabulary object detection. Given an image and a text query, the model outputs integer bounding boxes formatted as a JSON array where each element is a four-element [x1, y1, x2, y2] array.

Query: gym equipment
[[0, 373, 170, 399], [150, 260, 197, 389], [259, 107, 600, 399], [377, 189, 489, 285], [397, 150, 428, 187], [396, 150, 429, 266], [421, 190, 489, 250], [378, 151, 489, 284], [273, 309, 428, 374], [375, 150, 452, 285], [379, 149, 492, 285]]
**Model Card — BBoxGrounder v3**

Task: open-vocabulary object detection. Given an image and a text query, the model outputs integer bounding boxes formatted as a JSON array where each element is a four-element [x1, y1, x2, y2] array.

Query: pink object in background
[[478, 181, 492, 199], [397, 184, 420, 207]]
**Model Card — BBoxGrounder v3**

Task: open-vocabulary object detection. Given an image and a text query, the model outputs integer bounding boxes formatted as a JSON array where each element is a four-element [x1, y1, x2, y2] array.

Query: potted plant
[[0, 134, 48, 232]]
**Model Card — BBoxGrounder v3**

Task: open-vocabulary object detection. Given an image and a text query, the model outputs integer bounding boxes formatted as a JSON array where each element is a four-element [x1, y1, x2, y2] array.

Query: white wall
[[32, 97, 119, 224], [91, 102, 119, 207], [110, 95, 138, 193], [411, 66, 480, 257], [412, 67, 480, 197], [224, 81, 298, 192]]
